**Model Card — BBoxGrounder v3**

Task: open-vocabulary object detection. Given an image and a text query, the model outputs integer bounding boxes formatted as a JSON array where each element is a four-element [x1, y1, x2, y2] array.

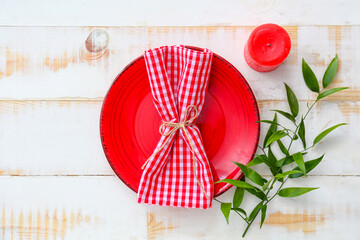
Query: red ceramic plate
[[100, 47, 260, 197]]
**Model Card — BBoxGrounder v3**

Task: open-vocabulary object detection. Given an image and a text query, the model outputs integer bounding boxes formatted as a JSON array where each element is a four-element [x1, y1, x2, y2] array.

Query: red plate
[[100, 47, 260, 197]]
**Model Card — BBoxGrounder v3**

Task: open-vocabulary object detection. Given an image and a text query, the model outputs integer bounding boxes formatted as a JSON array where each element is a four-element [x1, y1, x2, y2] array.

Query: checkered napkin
[[137, 45, 214, 209]]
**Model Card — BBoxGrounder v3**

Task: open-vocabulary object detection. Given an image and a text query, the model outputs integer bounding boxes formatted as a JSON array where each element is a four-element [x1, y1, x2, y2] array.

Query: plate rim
[[100, 46, 260, 197]]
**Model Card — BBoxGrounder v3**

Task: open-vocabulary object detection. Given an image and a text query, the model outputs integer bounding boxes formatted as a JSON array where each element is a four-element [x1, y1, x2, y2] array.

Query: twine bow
[[141, 105, 208, 199]]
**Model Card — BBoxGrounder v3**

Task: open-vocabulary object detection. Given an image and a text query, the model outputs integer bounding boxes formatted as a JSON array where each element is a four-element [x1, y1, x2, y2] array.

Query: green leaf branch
[[215, 55, 348, 237]]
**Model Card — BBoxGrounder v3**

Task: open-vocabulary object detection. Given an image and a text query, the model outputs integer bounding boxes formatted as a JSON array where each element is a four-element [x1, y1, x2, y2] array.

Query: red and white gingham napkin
[[137, 45, 214, 209]]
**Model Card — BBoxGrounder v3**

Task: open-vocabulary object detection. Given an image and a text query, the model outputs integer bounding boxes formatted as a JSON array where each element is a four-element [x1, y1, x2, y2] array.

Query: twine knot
[[141, 105, 208, 198]]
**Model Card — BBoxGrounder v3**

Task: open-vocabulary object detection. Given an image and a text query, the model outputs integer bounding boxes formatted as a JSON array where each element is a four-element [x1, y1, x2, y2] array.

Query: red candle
[[244, 23, 291, 72]]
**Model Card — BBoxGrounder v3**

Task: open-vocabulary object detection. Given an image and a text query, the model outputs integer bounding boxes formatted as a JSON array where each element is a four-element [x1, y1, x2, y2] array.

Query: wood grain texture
[[0, 176, 359, 239], [0, 26, 358, 101], [0, 10, 359, 239], [0, 0, 359, 26], [0, 100, 357, 176], [264, 211, 325, 233]]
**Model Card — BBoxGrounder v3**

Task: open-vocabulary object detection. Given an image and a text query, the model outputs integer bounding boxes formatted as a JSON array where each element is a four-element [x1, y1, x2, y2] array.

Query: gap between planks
[[0, 25, 358, 28], [0, 99, 357, 102], [0, 174, 359, 177]]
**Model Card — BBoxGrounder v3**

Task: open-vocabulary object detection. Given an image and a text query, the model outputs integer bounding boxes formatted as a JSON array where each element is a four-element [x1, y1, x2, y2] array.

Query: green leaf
[[248, 202, 263, 221], [231, 207, 247, 217], [258, 154, 278, 174], [233, 187, 245, 208], [277, 140, 289, 156], [302, 58, 320, 93], [313, 123, 347, 145], [216, 179, 259, 191], [265, 130, 288, 148], [247, 155, 264, 167], [275, 157, 286, 167], [256, 120, 278, 125], [275, 170, 284, 183], [276, 152, 308, 167], [285, 83, 299, 117], [289, 154, 325, 178], [233, 162, 266, 186], [260, 205, 267, 228], [262, 178, 273, 191], [263, 114, 278, 148], [293, 152, 306, 175], [275, 170, 303, 180], [322, 55, 338, 88], [299, 118, 306, 148], [278, 187, 319, 198], [317, 87, 348, 100], [267, 146, 279, 176], [283, 156, 294, 166], [276, 156, 294, 167], [245, 188, 267, 200], [271, 110, 296, 123], [267, 146, 277, 164], [221, 202, 232, 224]]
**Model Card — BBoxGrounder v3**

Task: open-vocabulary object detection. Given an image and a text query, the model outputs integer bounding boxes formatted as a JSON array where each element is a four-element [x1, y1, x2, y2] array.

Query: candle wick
[[267, 43, 272, 47]]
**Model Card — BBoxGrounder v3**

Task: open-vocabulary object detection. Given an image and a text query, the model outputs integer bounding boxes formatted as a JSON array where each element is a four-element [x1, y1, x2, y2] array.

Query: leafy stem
[[287, 99, 316, 153], [242, 210, 257, 237], [302, 145, 315, 153], [304, 99, 318, 120], [266, 177, 288, 203], [217, 55, 348, 237], [257, 145, 266, 155], [234, 209, 248, 222]]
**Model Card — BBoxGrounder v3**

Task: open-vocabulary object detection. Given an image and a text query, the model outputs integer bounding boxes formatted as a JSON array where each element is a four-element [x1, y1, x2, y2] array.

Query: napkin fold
[[137, 45, 214, 209]]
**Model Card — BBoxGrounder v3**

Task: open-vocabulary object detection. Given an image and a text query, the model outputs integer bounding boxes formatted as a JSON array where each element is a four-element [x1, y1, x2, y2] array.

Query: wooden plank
[[0, 175, 359, 239], [0, 100, 113, 176], [0, 26, 358, 101], [254, 100, 360, 177], [0, 100, 357, 176], [0, 0, 359, 26]]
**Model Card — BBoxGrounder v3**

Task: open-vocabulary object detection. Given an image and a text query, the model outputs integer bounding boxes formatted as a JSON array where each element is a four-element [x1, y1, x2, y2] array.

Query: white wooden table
[[0, 1, 359, 239]]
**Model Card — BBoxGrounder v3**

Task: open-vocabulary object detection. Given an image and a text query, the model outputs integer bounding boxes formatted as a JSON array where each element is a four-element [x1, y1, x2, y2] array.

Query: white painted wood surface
[[0, 26, 358, 101], [1, 176, 359, 240], [0, 1, 359, 240], [0, 0, 359, 26], [0, 100, 357, 176]]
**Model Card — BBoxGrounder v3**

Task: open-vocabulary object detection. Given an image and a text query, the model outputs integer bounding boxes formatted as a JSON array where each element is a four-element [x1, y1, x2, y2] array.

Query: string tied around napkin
[[141, 105, 208, 199]]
